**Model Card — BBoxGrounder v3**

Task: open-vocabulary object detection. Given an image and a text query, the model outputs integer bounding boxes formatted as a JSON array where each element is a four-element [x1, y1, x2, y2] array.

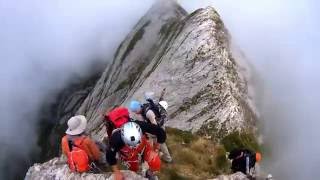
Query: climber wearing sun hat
[[65, 115, 88, 135], [61, 115, 102, 173]]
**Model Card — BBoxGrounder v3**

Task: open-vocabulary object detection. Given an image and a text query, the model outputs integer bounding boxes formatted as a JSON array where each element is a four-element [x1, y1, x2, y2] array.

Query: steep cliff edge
[[26, 1, 259, 179]]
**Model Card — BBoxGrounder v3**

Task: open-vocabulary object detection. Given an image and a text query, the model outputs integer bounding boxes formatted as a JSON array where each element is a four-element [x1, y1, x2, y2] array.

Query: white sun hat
[[66, 115, 87, 135]]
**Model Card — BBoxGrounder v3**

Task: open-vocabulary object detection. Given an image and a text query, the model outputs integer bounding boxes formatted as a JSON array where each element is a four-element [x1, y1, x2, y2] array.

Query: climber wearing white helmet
[[120, 122, 142, 147], [105, 116, 166, 180], [129, 89, 173, 163]]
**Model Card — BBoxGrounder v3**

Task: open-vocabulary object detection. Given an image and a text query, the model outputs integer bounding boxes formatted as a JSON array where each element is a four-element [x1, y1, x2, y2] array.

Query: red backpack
[[106, 107, 130, 128], [66, 137, 90, 173]]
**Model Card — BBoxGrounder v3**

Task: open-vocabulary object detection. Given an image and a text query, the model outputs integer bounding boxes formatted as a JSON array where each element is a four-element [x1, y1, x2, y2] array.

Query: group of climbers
[[128, 89, 172, 163], [60, 89, 263, 179], [60, 90, 171, 179], [103, 106, 165, 180]]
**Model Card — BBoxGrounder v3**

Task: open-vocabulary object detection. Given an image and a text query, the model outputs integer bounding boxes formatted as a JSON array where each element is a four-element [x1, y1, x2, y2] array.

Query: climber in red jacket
[[104, 107, 166, 180]]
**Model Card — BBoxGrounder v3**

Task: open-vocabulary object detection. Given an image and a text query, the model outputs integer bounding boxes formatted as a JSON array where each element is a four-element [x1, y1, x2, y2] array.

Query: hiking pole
[[159, 88, 166, 101], [90, 162, 104, 173]]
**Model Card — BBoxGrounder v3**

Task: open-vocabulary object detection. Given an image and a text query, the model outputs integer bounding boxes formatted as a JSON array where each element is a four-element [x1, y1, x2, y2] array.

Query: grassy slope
[[159, 128, 261, 180]]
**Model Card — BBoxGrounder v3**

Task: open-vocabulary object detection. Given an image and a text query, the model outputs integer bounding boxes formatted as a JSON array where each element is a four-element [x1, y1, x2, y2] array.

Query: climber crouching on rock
[[61, 115, 106, 173], [129, 89, 173, 163], [104, 107, 166, 180], [228, 148, 262, 178]]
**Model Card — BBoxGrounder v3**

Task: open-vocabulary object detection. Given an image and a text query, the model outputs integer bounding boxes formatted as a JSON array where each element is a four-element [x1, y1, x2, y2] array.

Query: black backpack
[[141, 99, 168, 126]]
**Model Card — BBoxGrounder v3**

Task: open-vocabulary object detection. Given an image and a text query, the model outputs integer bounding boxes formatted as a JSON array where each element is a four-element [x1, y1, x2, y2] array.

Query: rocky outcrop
[[25, 157, 146, 180], [27, 0, 258, 179], [211, 172, 249, 180]]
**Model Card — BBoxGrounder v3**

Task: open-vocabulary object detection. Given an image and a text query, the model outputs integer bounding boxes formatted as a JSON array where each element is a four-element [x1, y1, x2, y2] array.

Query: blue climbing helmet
[[129, 100, 142, 112]]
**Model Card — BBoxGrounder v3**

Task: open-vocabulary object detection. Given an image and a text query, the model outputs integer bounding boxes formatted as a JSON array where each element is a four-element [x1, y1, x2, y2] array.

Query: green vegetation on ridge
[[160, 128, 261, 179]]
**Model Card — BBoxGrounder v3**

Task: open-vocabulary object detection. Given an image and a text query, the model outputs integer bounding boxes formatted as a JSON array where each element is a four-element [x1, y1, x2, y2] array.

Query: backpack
[[243, 150, 256, 168], [118, 135, 150, 172], [66, 137, 90, 173], [106, 107, 130, 128], [142, 99, 168, 126]]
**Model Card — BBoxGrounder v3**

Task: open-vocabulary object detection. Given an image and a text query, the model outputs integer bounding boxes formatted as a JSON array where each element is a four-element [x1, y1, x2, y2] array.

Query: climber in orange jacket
[[61, 115, 102, 172]]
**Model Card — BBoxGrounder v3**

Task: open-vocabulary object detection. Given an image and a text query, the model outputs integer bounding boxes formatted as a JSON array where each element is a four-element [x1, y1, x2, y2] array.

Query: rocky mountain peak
[[147, 0, 187, 18]]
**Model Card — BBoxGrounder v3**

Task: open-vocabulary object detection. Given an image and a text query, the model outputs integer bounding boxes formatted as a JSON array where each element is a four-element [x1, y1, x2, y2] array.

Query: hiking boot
[[163, 159, 173, 164], [145, 170, 158, 180]]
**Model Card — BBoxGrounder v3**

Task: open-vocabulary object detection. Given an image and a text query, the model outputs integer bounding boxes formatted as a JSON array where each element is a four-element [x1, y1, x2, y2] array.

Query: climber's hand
[[114, 171, 124, 180], [112, 165, 124, 180], [154, 143, 160, 153]]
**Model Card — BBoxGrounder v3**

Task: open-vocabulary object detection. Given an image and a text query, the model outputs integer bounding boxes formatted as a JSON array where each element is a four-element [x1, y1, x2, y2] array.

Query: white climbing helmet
[[121, 122, 142, 147], [159, 101, 168, 110]]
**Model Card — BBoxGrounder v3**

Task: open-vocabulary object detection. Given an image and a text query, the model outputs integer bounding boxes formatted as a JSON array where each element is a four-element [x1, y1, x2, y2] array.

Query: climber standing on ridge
[[61, 115, 105, 173], [104, 107, 166, 180], [228, 148, 262, 178], [129, 89, 173, 163]]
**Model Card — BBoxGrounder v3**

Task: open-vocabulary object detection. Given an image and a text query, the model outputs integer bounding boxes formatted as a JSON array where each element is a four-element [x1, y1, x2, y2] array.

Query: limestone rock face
[[25, 157, 146, 180], [211, 172, 269, 180], [211, 172, 249, 180], [76, 2, 256, 140], [128, 7, 257, 138], [76, 0, 188, 139], [76, 4, 256, 140]]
